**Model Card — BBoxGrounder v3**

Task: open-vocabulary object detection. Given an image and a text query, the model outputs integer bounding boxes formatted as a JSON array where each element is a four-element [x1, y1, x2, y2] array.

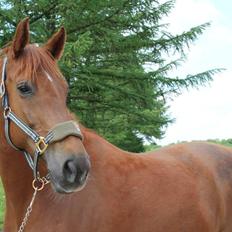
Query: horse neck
[[82, 126, 127, 165], [81, 126, 132, 190], [0, 116, 33, 215]]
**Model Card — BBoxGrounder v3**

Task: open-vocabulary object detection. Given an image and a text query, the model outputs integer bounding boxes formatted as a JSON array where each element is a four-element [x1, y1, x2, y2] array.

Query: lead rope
[[17, 177, 50, 232]]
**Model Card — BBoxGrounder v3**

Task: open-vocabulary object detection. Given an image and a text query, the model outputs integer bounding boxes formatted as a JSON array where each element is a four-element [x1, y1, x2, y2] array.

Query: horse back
[[144, 142, 232, 231]]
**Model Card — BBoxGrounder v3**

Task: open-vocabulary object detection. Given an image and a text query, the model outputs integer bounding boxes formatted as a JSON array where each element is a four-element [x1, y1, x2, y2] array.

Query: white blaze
[[44, 70, 53, 82]]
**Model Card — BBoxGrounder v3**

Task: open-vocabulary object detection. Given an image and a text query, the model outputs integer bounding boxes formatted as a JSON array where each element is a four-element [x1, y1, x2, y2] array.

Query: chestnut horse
[[0, 18, 232, 232]]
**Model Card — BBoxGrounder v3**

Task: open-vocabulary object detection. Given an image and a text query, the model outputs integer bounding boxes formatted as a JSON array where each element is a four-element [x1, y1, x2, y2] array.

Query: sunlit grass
[[0, 181, 5, 229]]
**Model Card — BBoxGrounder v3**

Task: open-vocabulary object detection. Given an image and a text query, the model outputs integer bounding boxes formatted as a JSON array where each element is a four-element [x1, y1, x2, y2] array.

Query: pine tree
[[0, 0, 218, 151]]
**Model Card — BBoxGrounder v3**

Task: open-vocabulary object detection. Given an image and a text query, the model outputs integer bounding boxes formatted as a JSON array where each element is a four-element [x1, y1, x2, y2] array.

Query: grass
[[206, 138, 232, 147], [0, 182, 5, 229]]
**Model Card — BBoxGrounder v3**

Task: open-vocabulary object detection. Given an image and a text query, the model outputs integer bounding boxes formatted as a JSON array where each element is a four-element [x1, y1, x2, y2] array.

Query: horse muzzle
[[45, 150, 91, 194]]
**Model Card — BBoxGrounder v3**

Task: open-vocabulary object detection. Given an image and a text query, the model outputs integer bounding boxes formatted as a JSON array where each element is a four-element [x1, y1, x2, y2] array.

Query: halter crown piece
[[0, 57, 83, 180]]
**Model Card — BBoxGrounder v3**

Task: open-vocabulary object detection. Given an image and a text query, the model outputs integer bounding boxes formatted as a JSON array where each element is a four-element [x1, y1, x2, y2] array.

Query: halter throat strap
[[0, 56, 83, 179]]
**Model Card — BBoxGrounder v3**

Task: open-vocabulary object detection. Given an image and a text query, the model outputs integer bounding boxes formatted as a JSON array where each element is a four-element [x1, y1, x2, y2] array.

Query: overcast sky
[[158, 0, 232, 145]]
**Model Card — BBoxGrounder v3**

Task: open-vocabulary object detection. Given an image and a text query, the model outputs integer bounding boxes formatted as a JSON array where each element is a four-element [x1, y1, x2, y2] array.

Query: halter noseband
[[0, 57, 83, 179]]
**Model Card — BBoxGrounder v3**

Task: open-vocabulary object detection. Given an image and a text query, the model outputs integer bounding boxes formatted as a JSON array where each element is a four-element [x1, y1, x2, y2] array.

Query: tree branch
[[0, 11, 16, 26], [67, 0, 130, 34], [30, 1, 58, 25]]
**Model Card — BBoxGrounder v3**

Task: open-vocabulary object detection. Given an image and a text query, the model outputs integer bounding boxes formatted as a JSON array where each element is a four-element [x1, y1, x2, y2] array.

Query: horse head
[[1, 18, 90, 194]]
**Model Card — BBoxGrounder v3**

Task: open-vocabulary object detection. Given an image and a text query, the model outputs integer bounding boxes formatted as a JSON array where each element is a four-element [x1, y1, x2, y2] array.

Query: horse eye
[[17, 82, 33, 96]]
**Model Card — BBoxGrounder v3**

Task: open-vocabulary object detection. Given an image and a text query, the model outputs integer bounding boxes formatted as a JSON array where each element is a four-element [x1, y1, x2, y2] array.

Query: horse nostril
[[63, 160, 79, 184], [63, 157, 90, 185], [80, 170, 88, 183]]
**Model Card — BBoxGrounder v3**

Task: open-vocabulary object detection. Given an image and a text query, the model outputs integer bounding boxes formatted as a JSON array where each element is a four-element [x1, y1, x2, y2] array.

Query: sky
[[158, 0, 232, 145]]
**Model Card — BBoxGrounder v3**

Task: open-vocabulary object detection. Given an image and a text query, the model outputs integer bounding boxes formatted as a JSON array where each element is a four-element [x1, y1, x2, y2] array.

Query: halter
[[0, 56, 83, 179]]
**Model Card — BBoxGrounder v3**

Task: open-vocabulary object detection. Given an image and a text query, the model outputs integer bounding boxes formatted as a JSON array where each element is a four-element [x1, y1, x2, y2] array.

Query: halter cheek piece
[[0, 57, 83, 179]]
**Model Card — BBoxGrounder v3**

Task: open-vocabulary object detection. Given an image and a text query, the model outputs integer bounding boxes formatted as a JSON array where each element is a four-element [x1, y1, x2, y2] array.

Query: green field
[[0, 182, 5, 229]]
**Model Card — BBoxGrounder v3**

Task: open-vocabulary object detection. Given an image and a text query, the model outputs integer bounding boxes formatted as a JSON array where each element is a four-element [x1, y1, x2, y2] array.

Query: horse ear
[[12, 17, 30, 58], [44, 27, 66, 60]]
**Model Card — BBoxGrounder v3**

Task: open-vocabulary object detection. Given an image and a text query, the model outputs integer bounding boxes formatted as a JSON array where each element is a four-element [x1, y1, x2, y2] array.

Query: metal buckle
[[3, 106, 11, 119], [35, 137, 48, 155]]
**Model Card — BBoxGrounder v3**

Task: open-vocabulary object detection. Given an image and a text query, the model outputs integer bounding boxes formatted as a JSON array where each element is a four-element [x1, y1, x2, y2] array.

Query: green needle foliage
[[0, 0, 217, 151]]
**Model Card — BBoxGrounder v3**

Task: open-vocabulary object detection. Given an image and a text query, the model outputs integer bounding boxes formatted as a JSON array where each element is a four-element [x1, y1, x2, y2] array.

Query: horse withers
[[0, 18, 232, 232]]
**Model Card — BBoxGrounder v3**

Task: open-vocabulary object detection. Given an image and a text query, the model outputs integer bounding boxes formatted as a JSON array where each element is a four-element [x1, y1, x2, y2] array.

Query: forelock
[[3, 44, 63, 81]]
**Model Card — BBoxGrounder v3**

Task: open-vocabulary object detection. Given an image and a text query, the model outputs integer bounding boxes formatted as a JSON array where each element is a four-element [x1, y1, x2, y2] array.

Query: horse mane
[[1, 44, 63, 81]]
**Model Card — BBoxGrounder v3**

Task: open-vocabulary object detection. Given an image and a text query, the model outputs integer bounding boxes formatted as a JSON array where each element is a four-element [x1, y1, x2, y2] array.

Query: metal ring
[[3, 107, 11, 119], [32, 178, 45, 191]]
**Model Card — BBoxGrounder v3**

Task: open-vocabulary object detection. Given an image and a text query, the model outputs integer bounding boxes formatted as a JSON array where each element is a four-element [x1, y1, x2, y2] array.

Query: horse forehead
[[40, 68, 68, 91], [6, 63, 68, 93]]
